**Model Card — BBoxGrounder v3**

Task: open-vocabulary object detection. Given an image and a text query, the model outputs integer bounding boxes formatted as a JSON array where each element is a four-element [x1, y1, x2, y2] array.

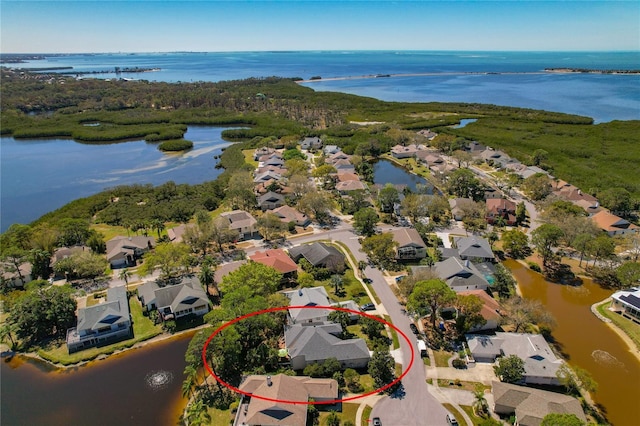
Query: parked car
[[363, 277, 373, 284], [409, 323, 419, 334], [446, 413, 459, 425], [372, 417, 382, 426], [360, 303, 375, 311], [395, 275, 406, 283]]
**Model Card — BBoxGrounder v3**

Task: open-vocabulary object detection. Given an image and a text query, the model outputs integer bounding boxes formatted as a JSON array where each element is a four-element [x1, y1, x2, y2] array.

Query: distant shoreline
[[298, 69, 640, 83]]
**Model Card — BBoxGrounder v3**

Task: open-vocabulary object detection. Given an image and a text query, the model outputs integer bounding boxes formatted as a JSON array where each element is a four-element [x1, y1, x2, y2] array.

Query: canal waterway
[[505, 259, 640, 426], [0, 126, 234, 232], [0, 332, 194, 426]]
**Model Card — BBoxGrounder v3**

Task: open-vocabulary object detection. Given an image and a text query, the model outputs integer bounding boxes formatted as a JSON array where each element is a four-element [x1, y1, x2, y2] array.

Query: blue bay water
[[2, 51, 639, 230]]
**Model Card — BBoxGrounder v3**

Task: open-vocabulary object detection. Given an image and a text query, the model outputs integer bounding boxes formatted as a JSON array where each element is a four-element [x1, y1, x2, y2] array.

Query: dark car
[[372, 417, 382, 426], [360, 303, 375, 311], [409, 323, 419, 334], [363, 277, 373, 284]]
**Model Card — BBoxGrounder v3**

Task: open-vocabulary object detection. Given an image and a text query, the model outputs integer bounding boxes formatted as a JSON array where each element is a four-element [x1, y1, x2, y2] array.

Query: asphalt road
[[276, 223, 451, 425]]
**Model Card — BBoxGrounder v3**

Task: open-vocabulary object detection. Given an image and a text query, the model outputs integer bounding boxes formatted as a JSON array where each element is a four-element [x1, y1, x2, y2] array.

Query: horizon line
[[2, 49, 639, 55]]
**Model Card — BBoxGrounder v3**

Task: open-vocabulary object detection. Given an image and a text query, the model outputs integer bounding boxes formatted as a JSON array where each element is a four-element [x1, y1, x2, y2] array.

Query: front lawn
[[341, 402, 359, 424], [433, 350, 454, 367], [597, 301, 640, 351], [37, 297, 162, 365]]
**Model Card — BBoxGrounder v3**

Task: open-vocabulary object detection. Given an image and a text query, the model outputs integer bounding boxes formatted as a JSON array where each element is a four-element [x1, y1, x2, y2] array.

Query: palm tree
[[330, 274, 344, 296], [472, 384, 488, 417], [198, 264, 215, 297], [182, 374, 196, 400], [152, 219, 166, 239], [186, 399, 211, 426], [119, 268, 131, 289]]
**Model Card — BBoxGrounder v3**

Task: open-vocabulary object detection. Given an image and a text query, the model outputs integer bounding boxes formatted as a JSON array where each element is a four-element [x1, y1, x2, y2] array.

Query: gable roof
[[391, 228, 426, 249], [456, 236, 494, 259], [258, 191, 285, 205], [250, 249, 298, 274], [214, 260, 246, 285], [486, 198, 516, 214], [167, 224, 194, 243], [285, 324, 370, 364], [336, 172, 360, 182], [77, 286, 130, 332], [492, 381, 586, 426], [336, 180, 367, 192], [459, 290, 501, 323]]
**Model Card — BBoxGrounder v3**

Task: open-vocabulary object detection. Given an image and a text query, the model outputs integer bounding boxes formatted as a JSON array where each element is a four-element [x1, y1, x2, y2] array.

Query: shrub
[[158, 139, 193, 152], [162, 320, 176, 333], [527, 261, 542, 272], [452, 359, 467, 369]]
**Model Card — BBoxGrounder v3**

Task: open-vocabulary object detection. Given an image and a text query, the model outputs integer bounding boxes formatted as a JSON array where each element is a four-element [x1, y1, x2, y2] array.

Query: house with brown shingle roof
[[220, 210, 259, 240], [486, 198, 517, 225], [235, 375, 338, 426], [106, 235, 154, 268], [591, 210, 639, 236], [458, 290, 501, 330], [492, 381, 586, 426], [391, 228, 427, 260], [336, 179, 368, 194], [391, 144, 419, 159], [269, 205, 311, 227]]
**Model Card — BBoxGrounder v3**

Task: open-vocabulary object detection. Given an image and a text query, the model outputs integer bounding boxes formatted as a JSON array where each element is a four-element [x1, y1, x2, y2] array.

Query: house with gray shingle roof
[[220, 210, 259, 240], [105, 235, 154, 268], [288, 243, 345, 272], [257, 191, 285, 211], [283, 287, 332, 324], [444, 236, 495, 262], [137, 276, 210, 321], [300, 136, 323, 150], [67, 286, 132, 353], [467, 333, 564, 385], [434, 257, 490, 292], [492, 381, 586, 426], [285, 323, 370, 370]]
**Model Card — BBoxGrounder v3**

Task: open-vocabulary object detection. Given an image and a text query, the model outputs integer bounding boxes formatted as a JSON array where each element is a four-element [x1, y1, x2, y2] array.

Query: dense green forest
[[1, 69, 639, 210]]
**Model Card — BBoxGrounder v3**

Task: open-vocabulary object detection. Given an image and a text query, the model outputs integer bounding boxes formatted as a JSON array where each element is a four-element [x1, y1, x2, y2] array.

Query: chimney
[[267, 375, 272, 387]]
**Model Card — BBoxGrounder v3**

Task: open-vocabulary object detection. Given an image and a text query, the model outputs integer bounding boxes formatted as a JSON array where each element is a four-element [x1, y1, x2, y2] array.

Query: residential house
[[449, 198, 475, 221], [52, 245, 90, 265], [257, 191, 286, 211], [288, 243, 346, 272], [1, 261, 32, 288], [253, 146, 276, 161], [391, 144, 419, 159], [283, 287, 332, 324], [167, 224, 194, 243], [269, 205, 311, 227], [390, 228, 427, 260], [235, 374, 338, 426], [336, 172, 360, 182], [220, 210, 259, 240], [253, 170, 283, 184], [591, 210, 639, 236], [336, 180, 368, 194], [326, 151, 350, 164], [417, 129, 438, 140], [479, 148, 514, 168], [610, 287, 640, 322], [434, 257, 490, 292], [250, 249, 298, 282], [466, 141, 486, 153], [447, 236, 495, 262], [324, 145, 340, 155], [285, 323, 371, 370], [300, 136, 323, 150], [67, 286, 132, 353], [492, 381, 586, 426], [105, 235, 154, 269], [466, 332, 564, 385], [458, 290, 501, 331], [573, 198, 602, 216], [137, 275, 210, 321], [486, 198, 517, 226], [213, 260, 246, 287], [332, 159, 355, 173]]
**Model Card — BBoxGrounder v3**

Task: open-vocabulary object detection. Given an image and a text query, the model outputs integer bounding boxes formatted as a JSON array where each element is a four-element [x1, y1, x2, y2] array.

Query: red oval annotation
[[202, 305, 414, 405]]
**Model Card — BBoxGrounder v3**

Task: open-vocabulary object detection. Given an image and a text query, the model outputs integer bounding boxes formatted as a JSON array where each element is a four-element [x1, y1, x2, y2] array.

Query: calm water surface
[[0, 127, 233, 231], [506, 259, 640, 426], [1, 333, 193, 426], [372, 159, 435, 193]]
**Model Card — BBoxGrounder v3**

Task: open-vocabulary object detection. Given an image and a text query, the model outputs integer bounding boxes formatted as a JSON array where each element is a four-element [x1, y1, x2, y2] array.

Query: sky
[[1, 1, 639, 53]]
